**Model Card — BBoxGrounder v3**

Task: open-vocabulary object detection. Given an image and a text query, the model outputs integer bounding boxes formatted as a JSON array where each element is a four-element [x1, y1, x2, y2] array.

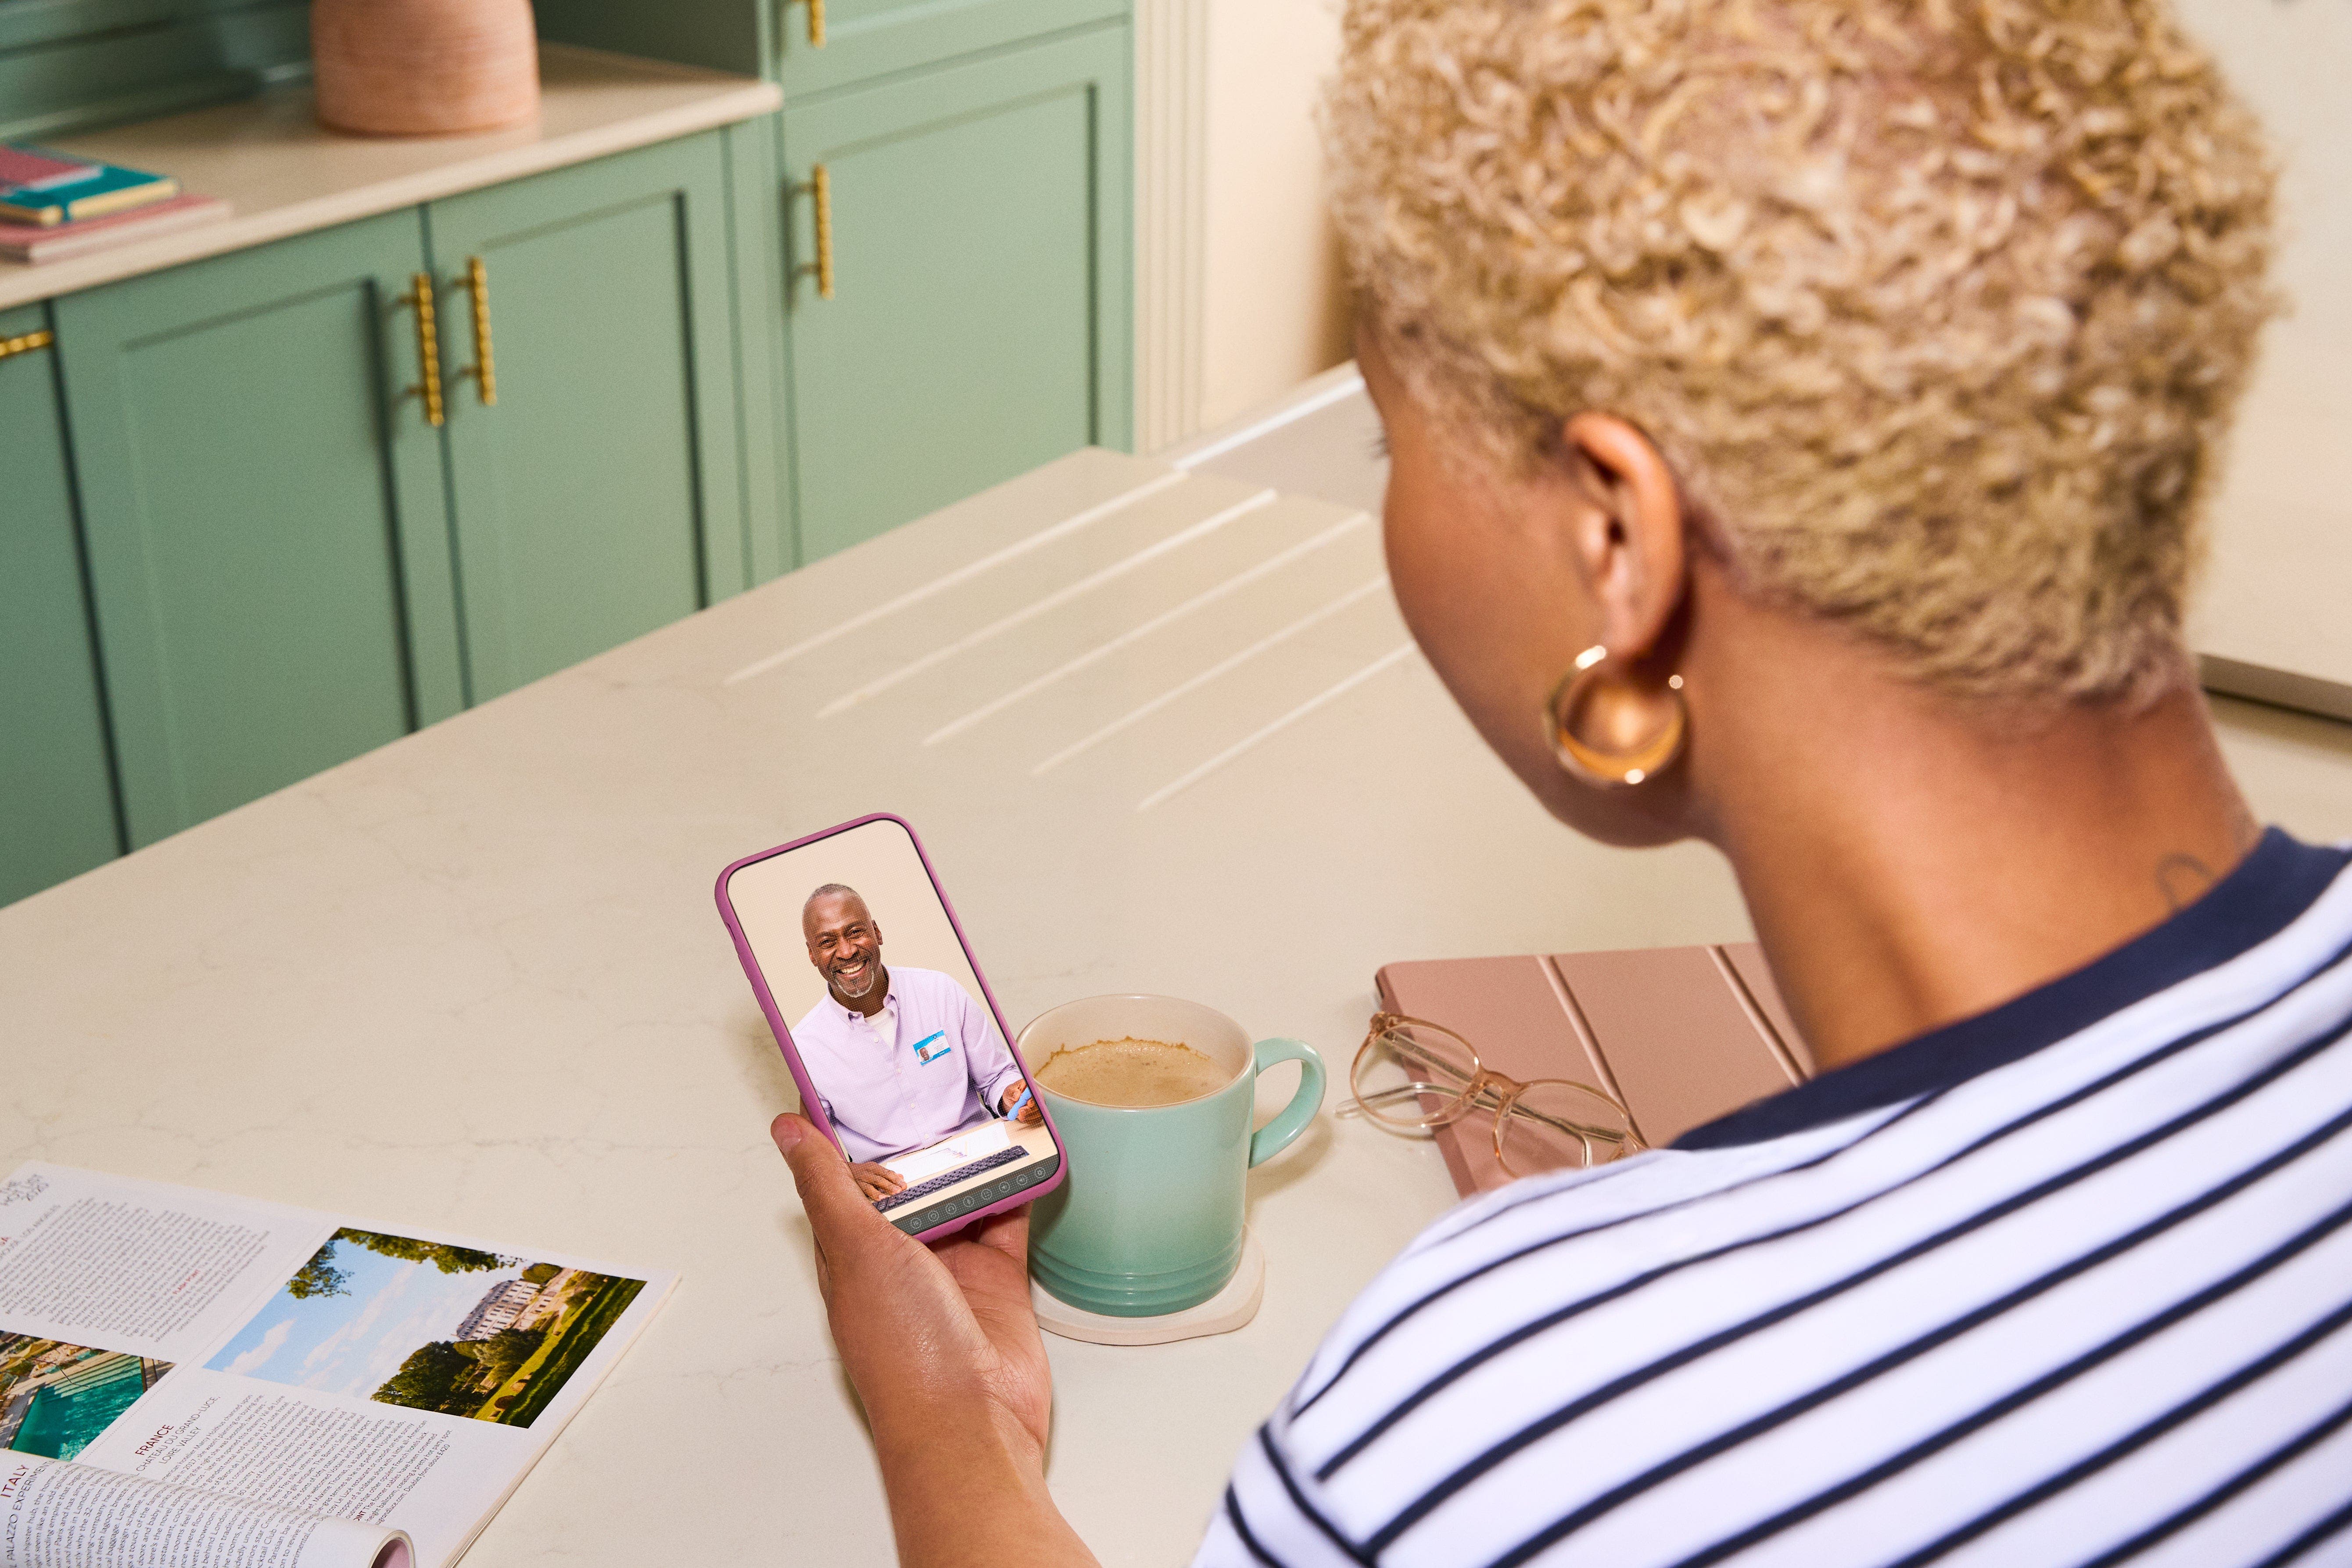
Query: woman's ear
[[1561, 412, 1689, 664]]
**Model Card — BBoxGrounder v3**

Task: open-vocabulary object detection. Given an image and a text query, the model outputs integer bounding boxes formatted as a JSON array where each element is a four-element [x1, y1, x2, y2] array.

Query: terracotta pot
[[312, 0, 541, 137]]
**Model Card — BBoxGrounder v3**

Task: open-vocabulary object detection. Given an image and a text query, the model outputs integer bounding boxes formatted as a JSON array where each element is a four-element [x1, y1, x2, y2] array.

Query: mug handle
[[1247, 1037, 1327, 1167]]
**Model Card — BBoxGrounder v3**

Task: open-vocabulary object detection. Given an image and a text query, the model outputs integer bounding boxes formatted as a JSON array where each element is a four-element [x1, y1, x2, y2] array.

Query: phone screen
[[722, 818, 1062, 1234]]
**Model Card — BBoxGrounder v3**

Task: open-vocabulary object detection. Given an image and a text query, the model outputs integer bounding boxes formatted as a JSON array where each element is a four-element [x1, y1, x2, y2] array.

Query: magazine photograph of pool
[[206, 1227, 646, 1428], [0, 1334, 172, 1461]]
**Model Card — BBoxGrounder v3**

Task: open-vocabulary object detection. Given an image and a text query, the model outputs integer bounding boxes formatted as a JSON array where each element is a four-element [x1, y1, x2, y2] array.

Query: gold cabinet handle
[[404, 272, 445, 427], [812, 163, 835, 299], [459, 255, 497, 405], [801, 0, 826, 46], [0, 328, 55, 363]]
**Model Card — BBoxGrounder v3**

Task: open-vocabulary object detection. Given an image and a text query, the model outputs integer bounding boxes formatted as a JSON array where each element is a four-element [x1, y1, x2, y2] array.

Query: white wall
[[2174, 0, 2352, 704], [1196, 0, 1352, 432]]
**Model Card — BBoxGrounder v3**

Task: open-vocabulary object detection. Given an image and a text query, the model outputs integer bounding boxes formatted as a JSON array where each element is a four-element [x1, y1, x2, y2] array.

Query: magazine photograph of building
[[206, 1228, 645, 1428], [0, 1334, 172, 1462]]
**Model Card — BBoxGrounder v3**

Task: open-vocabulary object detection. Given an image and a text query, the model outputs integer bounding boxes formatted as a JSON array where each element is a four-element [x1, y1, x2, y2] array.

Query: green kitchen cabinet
[[531, 1, 1141, 573], [52, 212, 464, 848], [1, 7, 1137, 902], [781, 23, 1132, 562], [0, 1, 310, 146], [427, 134, 747, 700], [0, 307, 122, 903]]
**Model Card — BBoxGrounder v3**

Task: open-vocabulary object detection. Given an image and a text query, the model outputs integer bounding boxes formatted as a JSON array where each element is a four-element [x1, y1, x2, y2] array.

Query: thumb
[[771, 1113, 883, 1239]]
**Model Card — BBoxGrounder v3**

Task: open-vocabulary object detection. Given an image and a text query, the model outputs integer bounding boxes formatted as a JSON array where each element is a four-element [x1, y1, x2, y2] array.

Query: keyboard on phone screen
[[873, 1145, 1027, 1213]]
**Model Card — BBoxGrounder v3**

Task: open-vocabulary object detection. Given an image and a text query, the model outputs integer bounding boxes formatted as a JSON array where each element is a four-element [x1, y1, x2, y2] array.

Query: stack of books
[[0, 145, 228, 263]]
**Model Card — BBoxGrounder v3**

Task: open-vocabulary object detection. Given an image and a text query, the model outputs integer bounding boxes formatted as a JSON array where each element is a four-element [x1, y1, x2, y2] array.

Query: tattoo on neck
[[2156, 852, 2219, 913]]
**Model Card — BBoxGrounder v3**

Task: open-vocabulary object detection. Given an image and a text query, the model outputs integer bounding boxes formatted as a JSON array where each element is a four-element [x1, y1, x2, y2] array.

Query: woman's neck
[[1690, 619, 2259, 1074]]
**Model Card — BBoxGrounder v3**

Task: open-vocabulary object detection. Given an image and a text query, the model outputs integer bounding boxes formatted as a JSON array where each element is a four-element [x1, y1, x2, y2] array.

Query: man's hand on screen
[[850, 1161, 907, 1200]]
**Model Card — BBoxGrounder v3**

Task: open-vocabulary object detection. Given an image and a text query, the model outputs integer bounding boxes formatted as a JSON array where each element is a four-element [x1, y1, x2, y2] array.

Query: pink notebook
[[0, 192, 229, 262], [1373, 944, 1814, 1197]]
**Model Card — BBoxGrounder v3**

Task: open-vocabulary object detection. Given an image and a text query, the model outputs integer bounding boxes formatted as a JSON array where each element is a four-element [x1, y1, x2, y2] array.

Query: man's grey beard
[[832, 959, 882, 1000]]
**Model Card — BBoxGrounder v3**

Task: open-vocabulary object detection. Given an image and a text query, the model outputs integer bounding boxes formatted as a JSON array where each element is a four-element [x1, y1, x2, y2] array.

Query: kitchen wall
[[1198, 0, 1352, 430], [2173, 0, 2352, 708]]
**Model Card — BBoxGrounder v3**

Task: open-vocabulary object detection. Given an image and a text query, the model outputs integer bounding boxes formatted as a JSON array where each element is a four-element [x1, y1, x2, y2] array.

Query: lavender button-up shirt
[[791, 965, 1024, 1163]]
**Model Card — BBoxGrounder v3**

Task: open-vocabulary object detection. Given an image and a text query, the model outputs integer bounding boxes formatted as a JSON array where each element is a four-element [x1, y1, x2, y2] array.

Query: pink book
[[1373, 943, 1814, 1197], [0, 192, 229, 263], [0, 147, 99, 189]]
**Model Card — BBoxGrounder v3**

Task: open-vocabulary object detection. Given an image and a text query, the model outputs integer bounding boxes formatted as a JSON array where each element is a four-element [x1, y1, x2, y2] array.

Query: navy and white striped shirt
[[1201, 829, 2352, 1568]]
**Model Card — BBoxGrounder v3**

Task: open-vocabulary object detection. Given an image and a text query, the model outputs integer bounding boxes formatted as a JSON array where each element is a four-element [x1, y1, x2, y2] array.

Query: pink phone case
[[714, 812, 1068, 1242]]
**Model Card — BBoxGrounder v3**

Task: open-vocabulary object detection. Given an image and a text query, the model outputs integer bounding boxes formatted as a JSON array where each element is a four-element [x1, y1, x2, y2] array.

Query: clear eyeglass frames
[[1340, 1012, 1646, 1177]]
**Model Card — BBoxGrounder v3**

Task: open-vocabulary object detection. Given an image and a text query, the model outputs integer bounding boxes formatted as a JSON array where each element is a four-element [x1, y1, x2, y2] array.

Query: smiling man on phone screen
[[791, 884, 1043, 1201]]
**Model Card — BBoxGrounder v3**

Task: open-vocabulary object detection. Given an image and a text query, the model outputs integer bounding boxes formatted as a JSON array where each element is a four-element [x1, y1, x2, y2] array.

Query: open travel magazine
[[0, 1163, 674, 1568]]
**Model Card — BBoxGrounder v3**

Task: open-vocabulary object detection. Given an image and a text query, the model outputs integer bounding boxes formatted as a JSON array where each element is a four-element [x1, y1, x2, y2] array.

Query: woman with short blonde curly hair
[[1328, 0, 2277, 704], [767, 4, 2352, 1565]]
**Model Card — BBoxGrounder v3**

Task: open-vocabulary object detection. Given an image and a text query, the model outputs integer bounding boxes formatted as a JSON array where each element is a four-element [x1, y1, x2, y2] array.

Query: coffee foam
[[1035, 1036, 1232, 1108]]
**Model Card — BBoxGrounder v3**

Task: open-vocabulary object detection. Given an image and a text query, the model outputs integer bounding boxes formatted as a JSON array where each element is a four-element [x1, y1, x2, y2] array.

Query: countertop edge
[[1157, 361, 1370, 470], [0, 52, 781, 313]]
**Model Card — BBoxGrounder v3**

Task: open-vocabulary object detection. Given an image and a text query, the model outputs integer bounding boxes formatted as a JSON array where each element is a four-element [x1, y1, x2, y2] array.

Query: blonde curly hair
[[1327, 0, 2277, 702]]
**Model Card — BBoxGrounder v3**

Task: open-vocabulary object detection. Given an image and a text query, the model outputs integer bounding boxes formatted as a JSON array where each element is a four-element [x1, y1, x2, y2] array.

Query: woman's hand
[[849, 1160, 908, 1201], [772, 1114, 1094, 1568]]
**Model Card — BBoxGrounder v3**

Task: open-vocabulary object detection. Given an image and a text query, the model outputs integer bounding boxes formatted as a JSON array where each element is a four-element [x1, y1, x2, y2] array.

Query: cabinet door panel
[[783, 25, 1132, 563], [429, 135, 743, 700], [0, 305, 121, 903], [53, 213, 461, 847]]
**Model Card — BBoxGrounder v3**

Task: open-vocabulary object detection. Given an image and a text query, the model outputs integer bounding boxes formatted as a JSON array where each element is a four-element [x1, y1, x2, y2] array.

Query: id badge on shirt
[[910, 1029, 953, 1065]]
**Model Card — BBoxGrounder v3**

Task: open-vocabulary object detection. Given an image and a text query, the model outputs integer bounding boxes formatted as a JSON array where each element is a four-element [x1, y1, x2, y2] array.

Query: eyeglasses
[[1340, 1012, 1646, 1176]]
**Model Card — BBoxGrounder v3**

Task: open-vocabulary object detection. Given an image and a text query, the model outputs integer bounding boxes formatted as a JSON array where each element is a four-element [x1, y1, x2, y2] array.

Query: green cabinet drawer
[[0, 306, 122, 904], [776, 0, 1124, 99], [52, 213, 462, 847], [532, 0, 1126, 99], [427, 134, 747, 700], [781, 22, 1132, 562]]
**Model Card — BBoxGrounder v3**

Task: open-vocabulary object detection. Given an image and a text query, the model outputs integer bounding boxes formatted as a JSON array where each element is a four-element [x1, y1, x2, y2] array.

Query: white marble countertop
[[0, 45, 781, 312], [5, 374, 2350, 1565]]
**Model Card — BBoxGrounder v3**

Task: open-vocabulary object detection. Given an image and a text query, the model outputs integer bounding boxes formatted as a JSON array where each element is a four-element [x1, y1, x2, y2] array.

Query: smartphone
[[714, 813, 1065, 1240]]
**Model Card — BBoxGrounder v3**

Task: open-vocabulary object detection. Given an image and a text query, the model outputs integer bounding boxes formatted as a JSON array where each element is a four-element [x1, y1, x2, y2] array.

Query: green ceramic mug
[[1023, 994, 1326, 1317]]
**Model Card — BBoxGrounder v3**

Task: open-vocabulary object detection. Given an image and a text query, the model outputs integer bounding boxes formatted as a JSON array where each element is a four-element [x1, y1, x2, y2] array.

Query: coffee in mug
[[1022, 995, 1326, 1317], [1035, 1037, 1231, 1107]]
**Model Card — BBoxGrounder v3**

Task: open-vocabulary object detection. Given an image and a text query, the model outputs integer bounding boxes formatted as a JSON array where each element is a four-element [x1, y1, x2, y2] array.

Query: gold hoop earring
[[1545, 644, 1687, 788]]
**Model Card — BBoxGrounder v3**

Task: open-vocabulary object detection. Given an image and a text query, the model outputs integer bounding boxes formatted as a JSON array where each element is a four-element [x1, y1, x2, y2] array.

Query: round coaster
[[1033, 1228, 1265, 1346]]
